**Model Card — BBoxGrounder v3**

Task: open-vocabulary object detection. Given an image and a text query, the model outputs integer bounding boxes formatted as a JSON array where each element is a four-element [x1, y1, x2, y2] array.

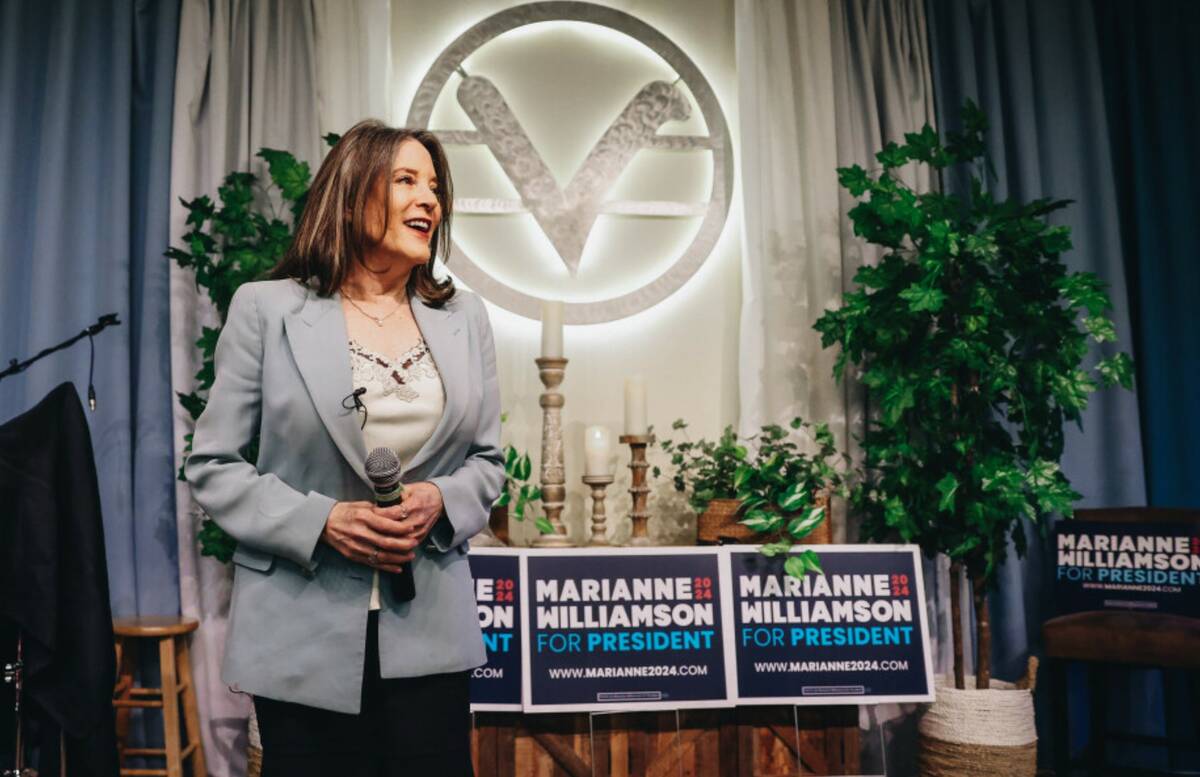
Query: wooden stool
[[1043, 507, 1200, 777], [112, 616, 206, 777]]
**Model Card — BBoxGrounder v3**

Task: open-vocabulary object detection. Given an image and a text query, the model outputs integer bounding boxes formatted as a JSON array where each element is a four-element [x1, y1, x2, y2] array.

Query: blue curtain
[[1093, 0, 1200, 510], [0, 0, 182, 619], [925, 0, 1199, 771]]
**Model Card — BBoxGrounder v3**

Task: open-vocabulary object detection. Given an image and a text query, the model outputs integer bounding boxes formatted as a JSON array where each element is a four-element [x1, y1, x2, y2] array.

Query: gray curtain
[[0, 0, 182, 618]]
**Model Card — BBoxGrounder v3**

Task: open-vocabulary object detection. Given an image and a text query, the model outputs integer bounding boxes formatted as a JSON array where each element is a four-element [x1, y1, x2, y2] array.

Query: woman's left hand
[[374, 481, 444, 544]]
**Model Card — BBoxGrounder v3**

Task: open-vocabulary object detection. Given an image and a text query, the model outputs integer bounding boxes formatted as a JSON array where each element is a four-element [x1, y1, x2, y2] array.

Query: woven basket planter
[[697, 498, 753, 543], [918, 659, 1039, 777], [696, 493, 832, 545]]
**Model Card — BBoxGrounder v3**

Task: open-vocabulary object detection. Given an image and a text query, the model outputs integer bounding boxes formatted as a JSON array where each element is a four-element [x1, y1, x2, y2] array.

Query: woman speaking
[[185, 119, 504, 776]]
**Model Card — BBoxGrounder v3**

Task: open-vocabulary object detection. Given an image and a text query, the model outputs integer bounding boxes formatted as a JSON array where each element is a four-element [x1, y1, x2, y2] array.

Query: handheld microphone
[[365, 447, 415, 602]]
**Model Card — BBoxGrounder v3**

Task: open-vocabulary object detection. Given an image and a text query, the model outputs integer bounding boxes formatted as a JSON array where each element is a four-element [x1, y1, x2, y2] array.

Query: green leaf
[[776, 483, 808, 512], [1083, 315, 1116, 343], [837, 165, 872, 197], [198, 517, 238, 562], [760, 540, 793, 557], [535, 517, 555, 534], [899, 284, 946, 313], [876, 141, 910, 169], [257, 148, 311, 202], [787, 506, 825, 539], [783, 550, 823, 578], [515, 453, 532, 482], [1058, 272, 1111, 316], [734, 464, 754, 491], [494, 491, 511, 507], [784, 554, 808, 579], [738, 509, 777, 533], [1096, 352, 1134, 389], [935, 474, 958, 513], [1052, 369, 1097, 413]]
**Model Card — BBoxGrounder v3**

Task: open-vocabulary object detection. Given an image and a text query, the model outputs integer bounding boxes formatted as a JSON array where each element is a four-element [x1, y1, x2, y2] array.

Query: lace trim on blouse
[[348, 338, 438, 403]]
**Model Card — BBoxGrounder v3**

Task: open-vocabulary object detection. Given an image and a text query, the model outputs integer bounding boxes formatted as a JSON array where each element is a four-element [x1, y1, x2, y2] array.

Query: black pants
[[253, 613, 474, 777]]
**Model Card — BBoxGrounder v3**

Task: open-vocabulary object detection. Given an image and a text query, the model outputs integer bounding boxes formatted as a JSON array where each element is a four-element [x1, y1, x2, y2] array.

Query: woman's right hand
[[320, 501, 417, 573]]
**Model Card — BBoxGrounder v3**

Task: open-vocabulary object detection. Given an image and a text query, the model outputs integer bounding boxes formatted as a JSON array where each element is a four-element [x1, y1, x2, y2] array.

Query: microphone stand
[[3, 635, 33, 777], [0, 314, 121, 410]]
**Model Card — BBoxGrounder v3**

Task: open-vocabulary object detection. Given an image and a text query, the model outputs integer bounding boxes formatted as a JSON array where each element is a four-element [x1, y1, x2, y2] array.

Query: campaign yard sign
[[1054, 521, 1200, 618], [521, 547, 733, 712], [722, 546, 934, 705], [468, 547, 523, 711]]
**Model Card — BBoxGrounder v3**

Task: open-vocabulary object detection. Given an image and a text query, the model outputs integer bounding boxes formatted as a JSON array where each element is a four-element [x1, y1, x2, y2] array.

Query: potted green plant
[[485, 412, 547, 544], [813, 101, 1133, 775], [657, 419, 744, 542], [659, 418, 843, 567], [733, 418, 845, 576]]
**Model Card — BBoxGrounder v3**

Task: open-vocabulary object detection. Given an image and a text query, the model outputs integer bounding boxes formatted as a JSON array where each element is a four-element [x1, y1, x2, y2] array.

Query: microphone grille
[[365, 447, 402, 483]]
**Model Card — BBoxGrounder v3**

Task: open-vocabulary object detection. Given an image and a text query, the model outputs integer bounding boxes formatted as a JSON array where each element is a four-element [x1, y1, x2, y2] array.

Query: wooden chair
[[112, 616, 206, 777], [1043, 507, 1200, 777]]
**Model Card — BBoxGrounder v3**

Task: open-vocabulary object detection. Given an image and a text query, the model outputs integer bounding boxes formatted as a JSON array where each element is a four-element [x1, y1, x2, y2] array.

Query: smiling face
[[363, 138, 443, 268]]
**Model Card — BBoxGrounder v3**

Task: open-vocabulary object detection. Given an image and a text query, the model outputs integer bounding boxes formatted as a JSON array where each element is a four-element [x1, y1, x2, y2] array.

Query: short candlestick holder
[[582, 474, 615, 546], [619, 433, 655, 546], [533, 357, 572, 547]]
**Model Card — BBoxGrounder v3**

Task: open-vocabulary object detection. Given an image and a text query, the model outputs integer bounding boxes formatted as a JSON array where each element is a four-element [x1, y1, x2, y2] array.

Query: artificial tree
[[813, 101, 1133, 690], [168, 135, 339, 561]]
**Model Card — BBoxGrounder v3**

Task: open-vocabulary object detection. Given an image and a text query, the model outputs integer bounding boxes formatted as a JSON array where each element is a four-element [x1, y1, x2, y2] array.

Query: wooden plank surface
[[471, 707, 860, 776]]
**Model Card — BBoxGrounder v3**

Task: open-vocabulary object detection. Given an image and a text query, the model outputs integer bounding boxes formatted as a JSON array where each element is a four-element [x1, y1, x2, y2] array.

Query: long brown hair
[[270, 120, 455, 305]]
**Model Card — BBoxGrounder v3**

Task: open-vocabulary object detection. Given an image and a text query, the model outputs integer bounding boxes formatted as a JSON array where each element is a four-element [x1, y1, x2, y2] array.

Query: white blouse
[[348, 336, 445, 610]]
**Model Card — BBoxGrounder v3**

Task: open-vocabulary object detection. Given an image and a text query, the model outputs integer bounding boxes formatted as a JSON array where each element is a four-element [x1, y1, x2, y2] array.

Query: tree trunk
[[950, 560, 965, 690], [973, 573, 991, 689]]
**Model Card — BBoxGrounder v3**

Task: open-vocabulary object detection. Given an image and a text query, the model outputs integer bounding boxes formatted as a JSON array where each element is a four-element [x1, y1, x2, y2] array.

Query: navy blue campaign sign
[[1054, 521, 1200, 618], [521, 547, 733, 713], [467, 547, 523, 711], [721, 546, 934, 705]]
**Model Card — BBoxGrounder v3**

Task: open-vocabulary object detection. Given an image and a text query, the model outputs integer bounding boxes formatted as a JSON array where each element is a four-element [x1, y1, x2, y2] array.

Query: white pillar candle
[[540, 299, 563, 359], [624, 376, 647, 435], [584, 425, 613, 476]]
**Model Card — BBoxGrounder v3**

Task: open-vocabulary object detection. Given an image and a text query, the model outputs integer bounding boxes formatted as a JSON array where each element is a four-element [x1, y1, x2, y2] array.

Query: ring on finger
[[369, 547, 380, 565]]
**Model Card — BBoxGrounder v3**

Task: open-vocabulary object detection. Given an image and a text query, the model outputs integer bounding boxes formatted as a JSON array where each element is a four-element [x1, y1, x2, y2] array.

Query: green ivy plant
[[734, 419, 845, 578], [657, 417, 844, 577], [657, 419, 745, 513], [494, 412, 549, 534], [812, 101, 1133, 689], [168, 135, 339, 562]]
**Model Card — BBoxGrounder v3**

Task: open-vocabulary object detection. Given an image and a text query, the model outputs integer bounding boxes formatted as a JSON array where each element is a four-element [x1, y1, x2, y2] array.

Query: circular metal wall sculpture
[[406, 1, 733, 324]]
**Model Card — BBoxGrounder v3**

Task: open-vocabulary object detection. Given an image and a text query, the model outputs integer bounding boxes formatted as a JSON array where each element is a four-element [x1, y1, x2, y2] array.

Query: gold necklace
[[343, 293, 408, 327]]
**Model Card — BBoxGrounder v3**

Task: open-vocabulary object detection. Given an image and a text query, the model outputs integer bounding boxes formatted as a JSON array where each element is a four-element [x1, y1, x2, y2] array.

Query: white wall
[[390, 0, 739, 544]]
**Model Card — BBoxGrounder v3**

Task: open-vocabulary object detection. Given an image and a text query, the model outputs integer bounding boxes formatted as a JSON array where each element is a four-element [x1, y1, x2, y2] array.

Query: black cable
[[0, 314, 122, 412]]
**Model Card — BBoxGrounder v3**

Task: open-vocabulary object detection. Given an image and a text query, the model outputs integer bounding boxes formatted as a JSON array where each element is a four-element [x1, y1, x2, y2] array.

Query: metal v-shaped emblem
[[456, 75, 691, 276]]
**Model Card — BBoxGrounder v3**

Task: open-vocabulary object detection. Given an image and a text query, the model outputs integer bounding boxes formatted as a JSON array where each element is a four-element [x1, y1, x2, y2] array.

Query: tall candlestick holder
[[533, 357, 572, 547], [619, 433, 655, 546], [582, 474, 614, 546]]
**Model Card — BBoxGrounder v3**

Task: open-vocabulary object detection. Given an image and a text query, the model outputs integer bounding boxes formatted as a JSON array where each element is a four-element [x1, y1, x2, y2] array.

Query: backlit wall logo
[[406, 1, 733, 324]]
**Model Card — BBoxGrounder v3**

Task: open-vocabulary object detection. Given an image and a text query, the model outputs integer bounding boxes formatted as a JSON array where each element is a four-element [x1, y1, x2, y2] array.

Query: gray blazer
[[184, 278, 504, 713]]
